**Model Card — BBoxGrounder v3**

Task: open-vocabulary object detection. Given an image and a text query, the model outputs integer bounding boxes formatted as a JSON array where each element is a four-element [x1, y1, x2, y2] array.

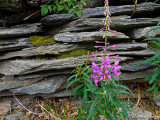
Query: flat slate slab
[[128, 26, 160, 39], [121, 62, 155, 72], [0, 23, 42, 38], [113, 49, 155, 56], [0, 77, 42, 92], [120, 68, 156, 81], [81, 2, 160, 18], [61, 17, 160, 32], [107, 43, 147, 51], [42, 2, 160, 27], [0, 55, 133, 75], [10, 75, 68, 95], [0, 38, 31, 52], [54, 31, 129, 43], [0, 43, 92, 60], [0, 0, 26, 12], [41, 13, 78, 27]]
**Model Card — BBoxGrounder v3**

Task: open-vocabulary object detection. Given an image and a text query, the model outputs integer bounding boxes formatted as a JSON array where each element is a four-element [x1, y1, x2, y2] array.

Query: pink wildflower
[[102, 59, 111, 68], [111, 60, 121, 76]]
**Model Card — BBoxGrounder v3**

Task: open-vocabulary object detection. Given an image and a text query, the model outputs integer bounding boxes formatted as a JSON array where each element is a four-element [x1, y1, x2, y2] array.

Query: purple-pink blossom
[[111, 60, 121, 76], [91, 57, 121, 85]]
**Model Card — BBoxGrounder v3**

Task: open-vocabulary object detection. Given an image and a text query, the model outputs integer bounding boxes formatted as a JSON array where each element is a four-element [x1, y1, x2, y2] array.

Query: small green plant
[[66, 63, 95, 106], [138, 23, 160, 99], [40, 0, 86, 17], [67, 55, 133, 120]]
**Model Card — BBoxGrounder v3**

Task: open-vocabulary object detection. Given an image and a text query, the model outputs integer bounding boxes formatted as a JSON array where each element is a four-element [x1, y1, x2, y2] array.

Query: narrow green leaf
[[66, 78, 80, 89], [71, 84, 83, 96]]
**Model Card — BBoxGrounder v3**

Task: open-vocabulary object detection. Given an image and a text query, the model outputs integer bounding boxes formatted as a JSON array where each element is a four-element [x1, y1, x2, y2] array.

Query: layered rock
[[128, 26, 160, 39], [42, 2, 160, 27], [0, 1, 159, 99], [11, 75, 68, 95], [0, 38, 31, 52], [0, 43, 93, 60], [0, 0, 26, 12], [0, 23, 42, 38], [0, 55, 133, 76], [54, 31, 129, 43], [46, 17, 160, 35], [81, 2, 160, 18], [0, 10, 42, 27]]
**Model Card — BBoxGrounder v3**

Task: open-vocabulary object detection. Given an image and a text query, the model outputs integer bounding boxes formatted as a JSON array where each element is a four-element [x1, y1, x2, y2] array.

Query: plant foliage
[[41, 0, 86, 17], [67, 57, 133, 119], [137, 23, 160, 99]]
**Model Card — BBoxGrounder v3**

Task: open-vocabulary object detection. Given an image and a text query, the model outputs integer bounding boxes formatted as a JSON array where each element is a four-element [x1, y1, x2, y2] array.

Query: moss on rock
[[57, 49, 90, 59], [29, 36, 55, 46]]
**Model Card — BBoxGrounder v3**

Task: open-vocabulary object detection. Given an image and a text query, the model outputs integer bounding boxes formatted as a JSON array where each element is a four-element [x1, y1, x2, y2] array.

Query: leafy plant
[[137, 24, 160, 99], [66, 63, 95, 106], [40, 0, 86, 17], [67, 54, 133, 120], [66, 0, 133, 119]]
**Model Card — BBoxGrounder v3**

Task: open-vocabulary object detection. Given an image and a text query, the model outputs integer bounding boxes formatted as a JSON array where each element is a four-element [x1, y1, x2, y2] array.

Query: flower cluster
[[91, 57, 121, 86]]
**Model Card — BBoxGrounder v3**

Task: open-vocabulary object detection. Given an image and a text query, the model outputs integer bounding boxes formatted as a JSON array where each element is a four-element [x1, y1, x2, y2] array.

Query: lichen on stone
[[57, 49, 90, 59], [29, 36, 55, 46]]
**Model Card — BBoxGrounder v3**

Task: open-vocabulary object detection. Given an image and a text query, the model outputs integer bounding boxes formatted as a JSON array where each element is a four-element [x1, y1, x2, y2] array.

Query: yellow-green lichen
[[29, 36, 55, 46], [57, 49, 90, 59]]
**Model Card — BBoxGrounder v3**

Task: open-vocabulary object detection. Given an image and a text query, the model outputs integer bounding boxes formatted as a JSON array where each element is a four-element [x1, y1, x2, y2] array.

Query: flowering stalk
[[67, 0, 133, 119]]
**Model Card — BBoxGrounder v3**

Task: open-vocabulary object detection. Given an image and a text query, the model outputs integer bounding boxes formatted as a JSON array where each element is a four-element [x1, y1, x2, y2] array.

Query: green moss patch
[[57, 49, 90, 59], [29, 36, 55, 46]]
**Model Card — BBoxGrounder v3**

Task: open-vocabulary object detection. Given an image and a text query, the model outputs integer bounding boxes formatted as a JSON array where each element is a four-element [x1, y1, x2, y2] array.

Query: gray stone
[[1, 75, 15, 81], [155, 95, 160, 106], [27, 0, 52, 7], [0, 0, 26, 12], [0, 77, 42, 92], [5, 112, 24, 120], [128, 26, 160, 39], [121, 62, 155, 72], [107, 43, 147, 51], [81, 2, 160, 18], [42, 2, 160, 28], [54, 31, 129, 43], [82, 0, 103, 8], [0, 38, 31, 52], [41, 13, 78, 27], [42, 89, 72, 98], [11, 75, 68, 95], [120, 68, 156, 81], [17, 69, 73, 81], [0, 23, 42, 38], [0, 56, 133, 75], [0, 10, 41, 27], [110, 0, 160, 5], [0, 43, 93, 60], [0, 100, 12, 115], [113, 49, 155, 57], [128, 106, 152, 120], [47, 17, 160, 34]]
